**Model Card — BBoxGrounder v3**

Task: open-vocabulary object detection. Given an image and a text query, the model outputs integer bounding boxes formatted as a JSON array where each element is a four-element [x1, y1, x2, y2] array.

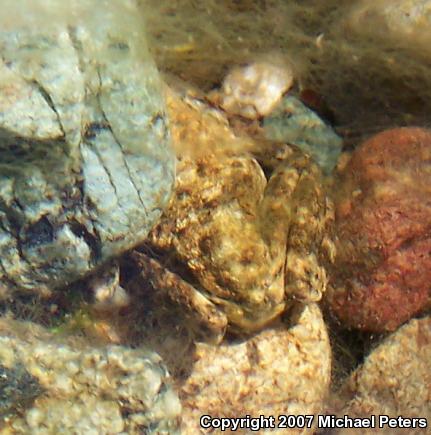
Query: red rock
[[327, 127, 431, 332]]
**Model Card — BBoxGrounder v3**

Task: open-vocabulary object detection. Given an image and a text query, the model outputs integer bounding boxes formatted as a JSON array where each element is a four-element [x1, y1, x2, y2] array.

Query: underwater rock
[[347, 0, 431, 52], [88, 261, 131, 313], [326, 127, 431, 332], [262, 95, 343, 174], [179, 304, 331, 435], [328, 316, 431, 435], [0, 0, 174, 294], [0, 363, 43, 421], [209, 59, 294, 120], [0, 317, 181, 434]]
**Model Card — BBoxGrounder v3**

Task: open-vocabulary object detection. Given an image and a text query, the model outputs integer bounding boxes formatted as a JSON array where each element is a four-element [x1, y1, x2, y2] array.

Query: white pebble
[[218, 59, 294, 119]]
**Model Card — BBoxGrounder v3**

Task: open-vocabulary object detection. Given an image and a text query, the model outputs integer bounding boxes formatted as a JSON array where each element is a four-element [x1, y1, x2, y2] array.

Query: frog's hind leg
[[128, 251, 228, 344]]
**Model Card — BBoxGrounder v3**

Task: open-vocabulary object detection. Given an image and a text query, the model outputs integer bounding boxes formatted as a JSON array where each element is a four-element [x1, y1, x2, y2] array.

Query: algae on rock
[[0, 0, 175, 294]]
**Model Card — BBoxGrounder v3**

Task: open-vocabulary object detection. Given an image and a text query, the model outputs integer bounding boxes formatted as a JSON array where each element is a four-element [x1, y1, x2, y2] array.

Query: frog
[[130, 85, 336, 343]]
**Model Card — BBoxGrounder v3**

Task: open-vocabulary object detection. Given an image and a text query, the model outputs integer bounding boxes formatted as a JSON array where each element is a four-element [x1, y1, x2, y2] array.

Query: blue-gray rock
[[0, 0, 175, 293], [263, 95, 343, 174]]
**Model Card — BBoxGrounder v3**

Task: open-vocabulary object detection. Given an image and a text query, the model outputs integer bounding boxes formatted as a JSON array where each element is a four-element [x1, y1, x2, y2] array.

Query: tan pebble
[[330, 316, 431, 434], [180, 303, 331, 434]]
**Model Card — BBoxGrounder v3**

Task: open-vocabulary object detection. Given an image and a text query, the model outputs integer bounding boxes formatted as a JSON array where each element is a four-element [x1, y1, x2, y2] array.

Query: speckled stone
[[0, 0, 174, 294], [328, 316, 431, 435], [179, 304, 331, 435], [326, 127, 431, 332], [0, 318, 181, 434]]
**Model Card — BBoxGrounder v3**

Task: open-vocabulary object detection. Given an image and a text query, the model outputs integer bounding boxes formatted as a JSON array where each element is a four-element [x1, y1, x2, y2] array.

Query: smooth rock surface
[[346, 0, 431, 51], [263, 95, 343, 174], [0, 0, 174, 293]]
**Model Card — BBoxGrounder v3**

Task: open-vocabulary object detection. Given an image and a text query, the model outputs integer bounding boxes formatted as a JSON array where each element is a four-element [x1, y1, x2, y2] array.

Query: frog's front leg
[[259, 147, 336, 304], [129, 251, 228, 344]]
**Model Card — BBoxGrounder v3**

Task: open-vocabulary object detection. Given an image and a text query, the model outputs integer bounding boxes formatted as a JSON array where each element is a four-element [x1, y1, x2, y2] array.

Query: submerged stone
[[179, 304, 331, 435], [329, 316, 431, 435], [326, 127, 431, 332], [0, 0, 175, 293], [263, 95, 343, 174], [0, 318, 181, 433], [0, 363, 44, 421]]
